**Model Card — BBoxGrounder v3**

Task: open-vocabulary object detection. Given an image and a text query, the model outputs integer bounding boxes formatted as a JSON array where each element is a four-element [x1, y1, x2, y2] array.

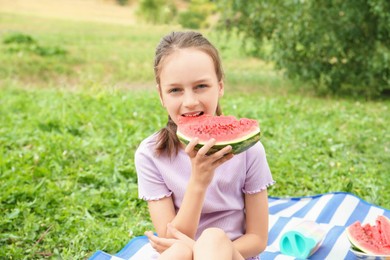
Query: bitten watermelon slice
[[176, 115, 261, 155], [346, 215, 390, 256]]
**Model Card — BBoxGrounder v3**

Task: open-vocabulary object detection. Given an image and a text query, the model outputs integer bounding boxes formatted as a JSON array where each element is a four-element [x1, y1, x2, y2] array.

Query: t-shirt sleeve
[[135, 139, 172, 201], [242, 141, 275, 194]]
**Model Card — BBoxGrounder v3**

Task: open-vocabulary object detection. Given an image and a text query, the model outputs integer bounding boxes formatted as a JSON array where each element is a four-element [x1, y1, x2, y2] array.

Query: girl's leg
[[158, 240, 192, 260], [193, 228, 245, 260]]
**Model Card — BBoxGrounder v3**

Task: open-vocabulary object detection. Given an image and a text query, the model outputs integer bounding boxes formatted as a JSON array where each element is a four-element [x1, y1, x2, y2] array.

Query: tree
[[216, 0, 390, 98]]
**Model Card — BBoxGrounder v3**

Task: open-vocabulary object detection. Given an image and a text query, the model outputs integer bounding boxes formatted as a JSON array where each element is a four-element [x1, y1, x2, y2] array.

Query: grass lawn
[[0, 12, 389, 259]]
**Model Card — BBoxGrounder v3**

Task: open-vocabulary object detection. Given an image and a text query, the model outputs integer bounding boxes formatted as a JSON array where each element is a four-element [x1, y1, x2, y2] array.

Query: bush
[[217, 0, 390, 98], [116, 0, 129, 6], [178, 0, 216, 29], [136, 0, 177, 24], [3, 32, 67, 57], [1, 32, 75, 82]]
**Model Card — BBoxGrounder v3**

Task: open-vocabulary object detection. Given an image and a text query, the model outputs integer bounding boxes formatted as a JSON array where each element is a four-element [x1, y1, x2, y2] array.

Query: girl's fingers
[[209, 145, 232, 161], [144, 231, 176, 252], [196, 138, 216, 157], [185, 137, 199, 156], [213, 151, 234, 166], [217, 145, 233, 157]]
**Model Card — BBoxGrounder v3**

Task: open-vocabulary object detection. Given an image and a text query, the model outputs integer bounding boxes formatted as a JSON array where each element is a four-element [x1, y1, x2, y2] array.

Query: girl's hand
[[185, 138, 234, 187], [145, 224, 195, 254], [145, 231, 176, 254], [167, 223, 195, 249]]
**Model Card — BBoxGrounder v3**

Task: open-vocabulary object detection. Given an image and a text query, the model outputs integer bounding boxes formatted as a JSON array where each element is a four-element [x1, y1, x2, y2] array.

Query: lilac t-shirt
[[135, 132, 274, 241]]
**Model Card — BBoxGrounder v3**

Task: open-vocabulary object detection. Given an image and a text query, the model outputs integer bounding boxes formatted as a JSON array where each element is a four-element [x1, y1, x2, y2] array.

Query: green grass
[[0, 13, 389, 259]]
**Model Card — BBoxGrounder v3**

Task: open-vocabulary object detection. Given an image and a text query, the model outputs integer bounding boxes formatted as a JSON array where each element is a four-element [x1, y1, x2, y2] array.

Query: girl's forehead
[[163, 49, 213, 69], [159, 49, 218, 86], [166, 47, 209, 60], [161, 48, 212, 69]]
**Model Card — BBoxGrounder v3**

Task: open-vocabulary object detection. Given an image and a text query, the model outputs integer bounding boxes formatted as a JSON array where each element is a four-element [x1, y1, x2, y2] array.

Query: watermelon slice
[[346, 215, 390, 256], [176, 115, 261, 155]]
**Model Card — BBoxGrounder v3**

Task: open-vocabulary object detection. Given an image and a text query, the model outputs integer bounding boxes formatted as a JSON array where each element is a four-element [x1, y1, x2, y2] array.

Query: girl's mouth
[[181, 111, 204, 117]]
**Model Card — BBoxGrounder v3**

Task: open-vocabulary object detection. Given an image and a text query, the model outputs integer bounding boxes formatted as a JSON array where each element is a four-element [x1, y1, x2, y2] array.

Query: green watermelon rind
[[177, 129, 261, 155]]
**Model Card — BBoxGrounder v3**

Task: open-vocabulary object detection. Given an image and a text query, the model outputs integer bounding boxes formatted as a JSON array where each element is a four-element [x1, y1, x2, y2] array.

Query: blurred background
[[0, 0, 389, 259], [1, 0, 389, 97]]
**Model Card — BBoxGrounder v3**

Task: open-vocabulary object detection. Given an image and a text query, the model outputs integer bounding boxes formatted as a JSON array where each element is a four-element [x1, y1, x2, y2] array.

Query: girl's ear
[[156, 84, 165, 107], [218, 80, 225, 98]]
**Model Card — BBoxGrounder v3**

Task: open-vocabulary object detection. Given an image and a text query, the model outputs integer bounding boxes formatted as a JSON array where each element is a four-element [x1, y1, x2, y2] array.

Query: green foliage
[[0, 14, 288, 90], [3, 32, 36, 45], [216, 0, 390, 98], [0, 32, 75, 83], [3, 32, 67, 56], [178, 0, 216, 29], [0, 13, 389, 259], [0, 88, 159, 259], [1, 86, 389, 259], [136, 0, 177, 24], [0, 15, 168, 85], [116, 0, 129, 6]]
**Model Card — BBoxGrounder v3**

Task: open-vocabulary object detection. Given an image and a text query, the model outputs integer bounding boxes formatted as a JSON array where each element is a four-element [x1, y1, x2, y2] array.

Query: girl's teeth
[[184, 112, 201, 117]]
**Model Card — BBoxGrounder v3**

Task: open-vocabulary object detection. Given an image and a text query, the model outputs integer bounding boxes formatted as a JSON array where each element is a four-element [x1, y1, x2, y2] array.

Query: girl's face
[[158, 48, 224, 126]]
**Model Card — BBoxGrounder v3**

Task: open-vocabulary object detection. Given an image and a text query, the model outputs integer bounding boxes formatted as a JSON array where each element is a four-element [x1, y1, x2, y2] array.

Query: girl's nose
[[183, 92, 199, 108]]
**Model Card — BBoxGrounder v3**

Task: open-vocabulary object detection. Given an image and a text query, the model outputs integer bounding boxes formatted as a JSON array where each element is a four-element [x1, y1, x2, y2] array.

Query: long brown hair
[[154, 31, 224, 157]]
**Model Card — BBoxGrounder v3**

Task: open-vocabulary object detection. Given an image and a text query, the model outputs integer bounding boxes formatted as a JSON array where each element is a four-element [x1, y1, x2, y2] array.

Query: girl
[[135, 31, 275, 260]]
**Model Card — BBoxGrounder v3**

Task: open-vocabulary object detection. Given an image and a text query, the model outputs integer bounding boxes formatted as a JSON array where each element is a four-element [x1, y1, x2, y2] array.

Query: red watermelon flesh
[[377, 215, 390, 247], [176, 115, 261, 155], [346, 215, 390, 255], [177, 115, 259, 143]]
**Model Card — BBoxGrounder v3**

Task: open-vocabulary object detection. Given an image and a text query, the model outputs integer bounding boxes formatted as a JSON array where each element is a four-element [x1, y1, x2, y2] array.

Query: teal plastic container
[[279, 221, 325, 259]]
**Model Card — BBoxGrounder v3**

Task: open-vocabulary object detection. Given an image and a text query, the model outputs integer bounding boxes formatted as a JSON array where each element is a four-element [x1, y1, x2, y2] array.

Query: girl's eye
[[168, 88, 181, 93], [196, 84, 208, 89]]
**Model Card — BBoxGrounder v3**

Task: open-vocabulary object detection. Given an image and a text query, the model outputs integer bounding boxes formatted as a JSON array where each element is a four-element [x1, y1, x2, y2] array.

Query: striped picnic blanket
[[89, 192, 390, 260]]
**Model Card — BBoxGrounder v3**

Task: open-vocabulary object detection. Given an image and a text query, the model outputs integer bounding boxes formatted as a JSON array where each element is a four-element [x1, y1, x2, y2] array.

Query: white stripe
[[329, 195, 360, 226], [274, 254, 296, 260], [265, 215, 281, 253], [303, 194, 334, 221], [275, 198, 312, 217], [111, 256, 125, 260], [268, 214, 279, 231], [129, 243, 159, 260], [362, 206, 385, 225], [269, 199, 289, 207], [325, 229, 350, 260]]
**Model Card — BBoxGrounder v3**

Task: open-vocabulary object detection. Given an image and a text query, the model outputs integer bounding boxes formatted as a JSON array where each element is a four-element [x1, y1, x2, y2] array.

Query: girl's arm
[[233, 189, 269, 258], [148, 138, 234, 240], [147, 180, 207, 239], [147, 196, 176, 237]]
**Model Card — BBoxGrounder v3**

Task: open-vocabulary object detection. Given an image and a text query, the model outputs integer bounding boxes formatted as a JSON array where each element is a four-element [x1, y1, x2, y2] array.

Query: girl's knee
[[173, 241, 193, 259], [194, 228, 235, 259], [197, 227, 230, 244]]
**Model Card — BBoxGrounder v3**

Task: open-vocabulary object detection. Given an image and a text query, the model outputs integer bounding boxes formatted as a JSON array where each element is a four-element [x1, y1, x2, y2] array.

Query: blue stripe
[[290, 197, 319, 218], [88, 251, 113, 260], [310, 225, 346, 259], [267, 217, 290, 246], [260, 251, 289, 259], [115, 236, 149, 259], [268, 197, 279, 204], [315, 194, 345, 224], [344, 200, 370, 226], [269, 200, 300, 215], [344, 248, 357, 260], [89, 193, 390, 260]]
